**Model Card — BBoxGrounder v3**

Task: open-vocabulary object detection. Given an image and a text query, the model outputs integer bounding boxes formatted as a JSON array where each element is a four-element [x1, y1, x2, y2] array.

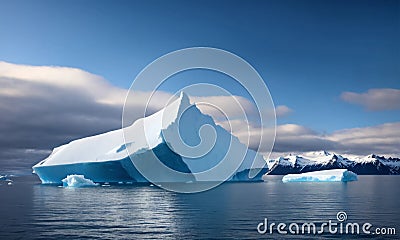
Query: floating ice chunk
[[62, 175, 98, 187], [282, 169, 358, 183]]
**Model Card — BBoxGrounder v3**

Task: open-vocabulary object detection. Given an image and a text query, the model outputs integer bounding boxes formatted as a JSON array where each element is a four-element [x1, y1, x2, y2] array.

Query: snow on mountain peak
[[267, 151, 400, 175]]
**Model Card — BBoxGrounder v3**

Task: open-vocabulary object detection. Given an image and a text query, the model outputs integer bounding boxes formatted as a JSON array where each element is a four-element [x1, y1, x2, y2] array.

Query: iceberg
[[62, 175, 98, 187], [282, 169, 358, 182], [32, 92, 268, 185]]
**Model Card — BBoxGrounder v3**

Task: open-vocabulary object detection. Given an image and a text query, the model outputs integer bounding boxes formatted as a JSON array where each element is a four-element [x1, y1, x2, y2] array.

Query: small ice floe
[[100, 181, 111, 187], [0, 175, 12, 182], [5, 179, 13, 186], [62, 175, 98, 187], [282, 169, 358, 183]]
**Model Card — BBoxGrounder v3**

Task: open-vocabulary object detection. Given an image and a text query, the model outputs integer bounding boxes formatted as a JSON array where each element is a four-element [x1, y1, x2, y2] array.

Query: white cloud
[[192, 95, 257, 122], [341, 88, 400, 111], [275, 105, 293, 117], [0, 61, 127, 105], [235, 123, 336, 154], [327, 122, 400, 155], [229, 121, 400, 158], [193, 96, 292, 127]]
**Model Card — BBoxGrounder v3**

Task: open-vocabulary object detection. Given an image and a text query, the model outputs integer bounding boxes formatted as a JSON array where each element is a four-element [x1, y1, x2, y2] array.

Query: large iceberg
[[282, 169, 358, 182], [33, 92, 268, 185]]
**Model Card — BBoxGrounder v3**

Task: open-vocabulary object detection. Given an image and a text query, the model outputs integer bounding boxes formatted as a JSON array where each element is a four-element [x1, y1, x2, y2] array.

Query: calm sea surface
[[0, 175, 399, 239]]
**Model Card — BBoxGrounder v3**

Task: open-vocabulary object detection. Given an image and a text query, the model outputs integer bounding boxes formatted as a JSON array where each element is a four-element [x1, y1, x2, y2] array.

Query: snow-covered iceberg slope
[[33, 92, 268, 184], [282, 169, 358, 182]]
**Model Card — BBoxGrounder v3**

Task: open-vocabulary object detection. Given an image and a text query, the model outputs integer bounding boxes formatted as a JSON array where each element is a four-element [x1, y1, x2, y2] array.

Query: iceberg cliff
[[33, 92, 268, 184]]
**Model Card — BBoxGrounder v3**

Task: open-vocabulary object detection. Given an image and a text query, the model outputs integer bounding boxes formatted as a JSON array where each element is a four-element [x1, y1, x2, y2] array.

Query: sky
[[0, 0, 399, 173]]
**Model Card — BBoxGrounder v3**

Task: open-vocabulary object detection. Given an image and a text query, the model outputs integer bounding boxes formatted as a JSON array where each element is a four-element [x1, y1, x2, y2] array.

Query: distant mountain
[[267, 151, 400, 175]]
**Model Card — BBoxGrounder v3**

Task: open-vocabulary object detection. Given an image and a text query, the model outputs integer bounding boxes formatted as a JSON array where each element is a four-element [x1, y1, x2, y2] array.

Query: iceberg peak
[[179, 91, 191, 105], [157, 91, 192, 128], [175, 91, 192, 117]]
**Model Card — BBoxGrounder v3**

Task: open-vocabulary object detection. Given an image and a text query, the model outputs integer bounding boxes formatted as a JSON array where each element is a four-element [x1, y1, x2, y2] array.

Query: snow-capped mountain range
[[267, 151, 400, 175]]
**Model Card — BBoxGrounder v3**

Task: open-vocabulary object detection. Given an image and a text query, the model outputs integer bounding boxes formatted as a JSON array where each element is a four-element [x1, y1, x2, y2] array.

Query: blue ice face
[[282, 169, 358, 183]]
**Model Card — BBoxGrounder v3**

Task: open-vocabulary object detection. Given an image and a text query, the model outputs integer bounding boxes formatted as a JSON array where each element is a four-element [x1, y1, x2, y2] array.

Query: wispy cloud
[[240, 122, 400, 158], [341, 88, 400, 111], [193, 95, 257, 122], [275, 105, 293, 117], [234, 123, 339, 155], [328, 122, 400, 155]]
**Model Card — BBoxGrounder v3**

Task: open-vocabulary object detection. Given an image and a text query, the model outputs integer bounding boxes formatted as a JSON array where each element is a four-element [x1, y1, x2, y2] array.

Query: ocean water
[[0, 175, 399, 239]]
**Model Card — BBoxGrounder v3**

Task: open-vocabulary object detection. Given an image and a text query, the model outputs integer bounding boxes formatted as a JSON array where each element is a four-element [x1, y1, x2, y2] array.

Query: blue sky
[[0, 0, 399, 172]]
